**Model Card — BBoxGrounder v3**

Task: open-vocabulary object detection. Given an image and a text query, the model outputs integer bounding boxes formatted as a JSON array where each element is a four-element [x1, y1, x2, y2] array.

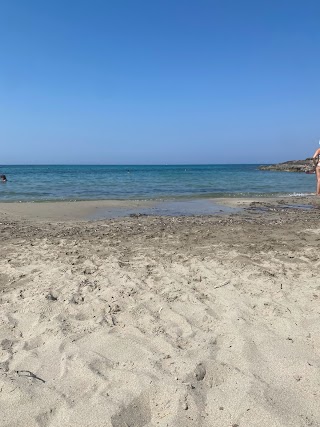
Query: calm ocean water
[[0, 165, 315, 202]]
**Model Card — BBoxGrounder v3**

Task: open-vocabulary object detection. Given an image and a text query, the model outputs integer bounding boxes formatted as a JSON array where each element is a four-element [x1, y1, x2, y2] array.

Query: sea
[[0, 164, 315, 203]]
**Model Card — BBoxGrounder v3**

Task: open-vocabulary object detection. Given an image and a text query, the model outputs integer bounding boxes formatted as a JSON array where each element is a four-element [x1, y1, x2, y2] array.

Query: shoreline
[[0, 194, 319, 222]]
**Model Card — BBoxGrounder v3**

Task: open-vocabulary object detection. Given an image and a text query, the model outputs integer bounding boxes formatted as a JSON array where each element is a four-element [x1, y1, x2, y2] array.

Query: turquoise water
[[0, 165, 316, 202]]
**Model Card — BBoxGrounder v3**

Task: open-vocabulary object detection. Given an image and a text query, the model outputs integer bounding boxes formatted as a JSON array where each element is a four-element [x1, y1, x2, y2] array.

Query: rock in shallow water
[[258, 158, 314, 172]]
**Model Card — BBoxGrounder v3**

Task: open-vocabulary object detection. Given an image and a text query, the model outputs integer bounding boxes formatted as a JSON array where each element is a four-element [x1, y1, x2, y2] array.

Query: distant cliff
[[259, 158, 315, 173]]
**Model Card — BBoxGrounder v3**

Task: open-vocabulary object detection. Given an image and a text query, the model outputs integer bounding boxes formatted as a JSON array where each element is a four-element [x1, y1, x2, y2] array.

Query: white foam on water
[[288, 192, 314, 197]]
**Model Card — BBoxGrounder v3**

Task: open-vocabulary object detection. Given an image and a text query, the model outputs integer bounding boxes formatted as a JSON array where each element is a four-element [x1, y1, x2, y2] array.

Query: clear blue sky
[[1, 0, 319, 164]]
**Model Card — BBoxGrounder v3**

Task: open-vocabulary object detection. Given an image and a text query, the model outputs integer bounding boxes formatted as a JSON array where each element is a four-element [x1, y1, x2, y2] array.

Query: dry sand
[[0, 197, 320, 426]]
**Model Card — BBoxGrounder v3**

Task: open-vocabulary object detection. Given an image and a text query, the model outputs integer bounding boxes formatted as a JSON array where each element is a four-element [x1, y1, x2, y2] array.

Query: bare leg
[[316, 167, 320, 195]]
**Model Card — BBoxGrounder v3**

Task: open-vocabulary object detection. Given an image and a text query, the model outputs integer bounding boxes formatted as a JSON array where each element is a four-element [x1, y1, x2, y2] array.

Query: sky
[[0, 0, 319, 164]]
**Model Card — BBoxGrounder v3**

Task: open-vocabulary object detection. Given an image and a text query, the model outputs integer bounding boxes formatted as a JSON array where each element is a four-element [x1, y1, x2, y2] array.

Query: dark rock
[[258, 158, 315, 173], [129, 213, 148, 218], [46, 293, 58, 301]]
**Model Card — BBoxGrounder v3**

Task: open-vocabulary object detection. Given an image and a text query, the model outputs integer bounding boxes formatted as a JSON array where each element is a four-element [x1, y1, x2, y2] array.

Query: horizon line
[[1, 162, 269, 167]]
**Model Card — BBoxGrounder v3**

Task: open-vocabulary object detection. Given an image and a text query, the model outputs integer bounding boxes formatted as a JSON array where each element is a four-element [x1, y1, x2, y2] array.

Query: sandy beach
[[1, 196, 320, 427]]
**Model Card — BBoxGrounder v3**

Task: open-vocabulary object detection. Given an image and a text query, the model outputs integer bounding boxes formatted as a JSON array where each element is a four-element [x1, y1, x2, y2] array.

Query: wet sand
[[0, 198, 240, 222], [0, 196, 320, 426], [0, 200, 156, 222], [0, 195, 317, 221]]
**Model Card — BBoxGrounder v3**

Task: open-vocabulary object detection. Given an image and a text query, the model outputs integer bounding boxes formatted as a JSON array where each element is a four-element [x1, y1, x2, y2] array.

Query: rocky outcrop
[[259, 158, 315, 173]]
